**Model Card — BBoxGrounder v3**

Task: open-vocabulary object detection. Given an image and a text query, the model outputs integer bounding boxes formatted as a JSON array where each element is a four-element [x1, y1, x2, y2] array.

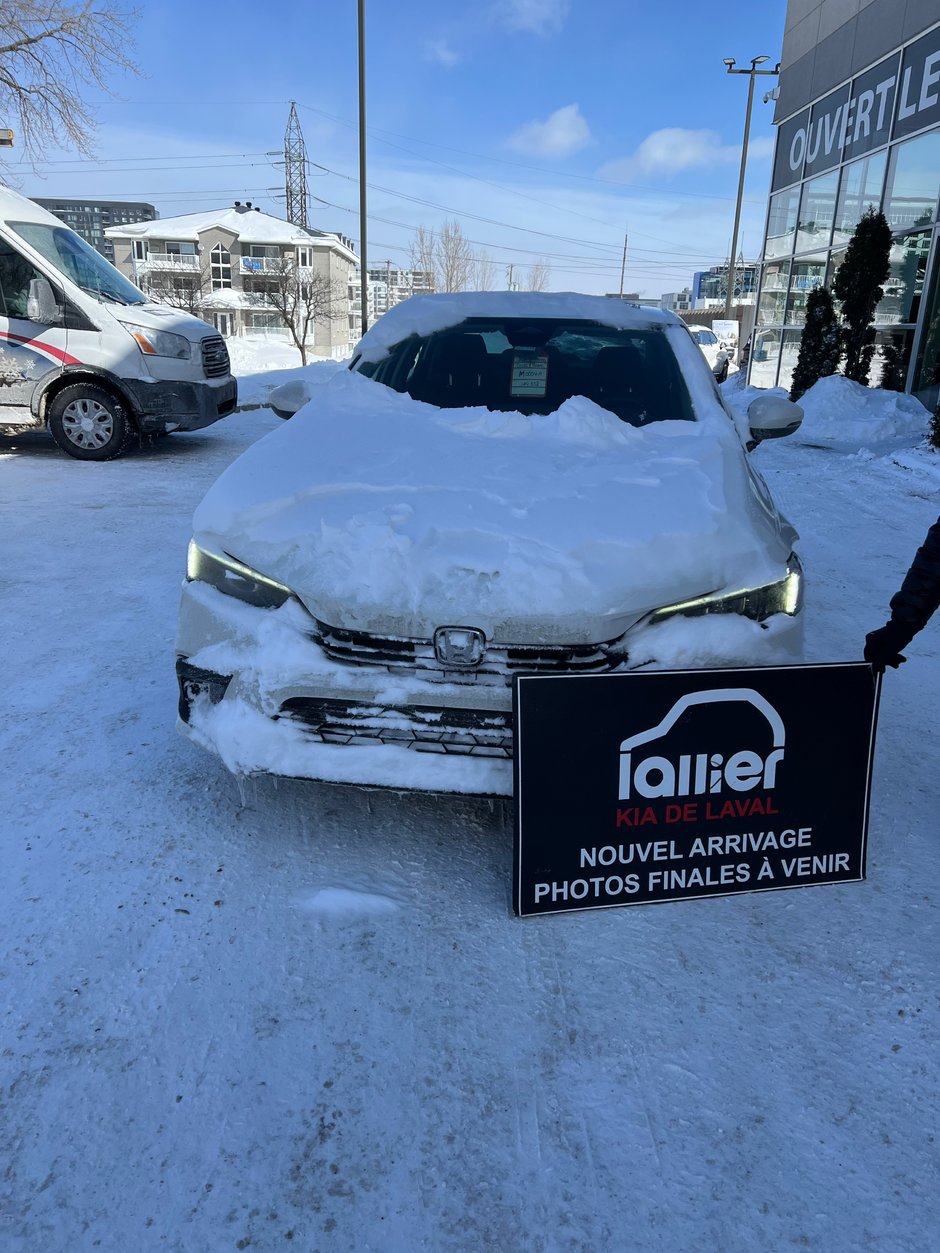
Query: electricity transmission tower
[[284, 101, 309, 227]]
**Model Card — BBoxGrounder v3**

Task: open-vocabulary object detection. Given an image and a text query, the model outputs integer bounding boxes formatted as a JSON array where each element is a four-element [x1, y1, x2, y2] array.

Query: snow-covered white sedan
[[175, 292, 804, 795]]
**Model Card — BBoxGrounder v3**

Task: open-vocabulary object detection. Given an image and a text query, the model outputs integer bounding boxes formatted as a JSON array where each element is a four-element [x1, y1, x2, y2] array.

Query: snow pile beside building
[[792, 375, 931, 452], [722, 372, 931, 453]]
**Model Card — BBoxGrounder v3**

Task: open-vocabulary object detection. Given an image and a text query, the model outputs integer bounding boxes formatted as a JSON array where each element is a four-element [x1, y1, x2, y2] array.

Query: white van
[[0, 184, 236, 460]]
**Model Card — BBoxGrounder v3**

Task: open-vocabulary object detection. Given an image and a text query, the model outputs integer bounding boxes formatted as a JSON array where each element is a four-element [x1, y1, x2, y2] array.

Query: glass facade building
[[754, 4, 940, 408]]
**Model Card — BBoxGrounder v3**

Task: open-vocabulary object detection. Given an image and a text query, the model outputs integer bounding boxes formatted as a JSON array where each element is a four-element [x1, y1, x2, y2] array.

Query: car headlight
[[123, 322, 192, 360], [645, 553, 803, 625], [187, 541, 292, 609]]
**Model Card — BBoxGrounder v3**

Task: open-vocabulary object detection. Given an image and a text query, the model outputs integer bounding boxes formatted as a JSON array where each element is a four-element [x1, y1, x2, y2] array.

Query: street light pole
[[723, 55, 779, 320], [358, 0, 369, 334]]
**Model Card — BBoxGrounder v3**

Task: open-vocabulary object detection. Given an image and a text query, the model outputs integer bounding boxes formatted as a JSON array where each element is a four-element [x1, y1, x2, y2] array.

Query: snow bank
[[793, 375, 930, 453], [228, 335, 348, 409]]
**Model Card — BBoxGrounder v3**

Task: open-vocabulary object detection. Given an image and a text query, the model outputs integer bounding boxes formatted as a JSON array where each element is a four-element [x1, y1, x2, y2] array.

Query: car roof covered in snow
[[355, 291, 685, 363]]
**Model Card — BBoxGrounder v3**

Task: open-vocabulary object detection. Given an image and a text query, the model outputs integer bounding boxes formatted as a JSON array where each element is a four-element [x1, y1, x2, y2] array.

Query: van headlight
[[123, 322, 192, 360], [646, 553, 803, 625], [187, 541, 292, 609]]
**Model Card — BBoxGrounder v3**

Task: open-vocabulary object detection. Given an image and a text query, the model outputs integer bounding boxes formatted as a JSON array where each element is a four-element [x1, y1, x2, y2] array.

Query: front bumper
[[175, 578, 804, 796], [125, 376, 237, 433]]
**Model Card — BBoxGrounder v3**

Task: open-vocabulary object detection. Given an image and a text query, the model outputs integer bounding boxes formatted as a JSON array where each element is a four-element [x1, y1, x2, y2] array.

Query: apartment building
[[106, 201, 360, 358], [366, 262, 434, 321], [34, 198, 157, 261]]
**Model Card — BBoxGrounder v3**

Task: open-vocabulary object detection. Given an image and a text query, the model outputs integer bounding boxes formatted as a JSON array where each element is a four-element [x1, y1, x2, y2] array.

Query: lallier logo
[[616, 688, 785, 829]]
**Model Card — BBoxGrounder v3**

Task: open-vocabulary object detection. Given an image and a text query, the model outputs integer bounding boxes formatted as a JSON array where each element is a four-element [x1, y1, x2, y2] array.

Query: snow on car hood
[[193, 370, 791, 644]]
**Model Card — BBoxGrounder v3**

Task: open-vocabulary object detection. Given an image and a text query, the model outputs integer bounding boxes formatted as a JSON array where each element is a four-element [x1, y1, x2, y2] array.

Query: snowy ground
[[1, 369, 938, 1250]]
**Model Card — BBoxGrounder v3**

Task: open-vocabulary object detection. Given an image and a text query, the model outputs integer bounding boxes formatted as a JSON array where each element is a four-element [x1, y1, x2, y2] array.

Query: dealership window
[[777, 329, 804, 393], [796, 171, 838, 253], [758, 260, 789, 326], [883, 131, 940, 232], [912, 250, 940, 408], [749, 329, 782, 390], [210, 243, 232, 289], [765, 186, 800, 258], [833, 151, 887, 248], [875, 231, 931, 324], [787, 254, 827, 325]]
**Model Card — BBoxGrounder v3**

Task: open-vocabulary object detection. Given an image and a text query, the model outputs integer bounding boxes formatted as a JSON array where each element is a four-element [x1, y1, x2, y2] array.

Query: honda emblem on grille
[[433, 625, 486, 668]]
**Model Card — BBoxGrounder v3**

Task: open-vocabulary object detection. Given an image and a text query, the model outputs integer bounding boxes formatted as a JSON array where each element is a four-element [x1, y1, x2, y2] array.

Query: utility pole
[[358, 0, 369, 333], [618, 232, 628, 298], [284, 102, 309, 228], [507, 263, 516, 291], [722, 55, 778, 319]]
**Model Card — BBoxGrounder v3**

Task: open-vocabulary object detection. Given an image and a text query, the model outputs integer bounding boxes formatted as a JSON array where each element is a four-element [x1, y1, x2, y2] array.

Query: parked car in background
[[176, 292, 804, 794], [0, 184, 236, 460], [688, 326, 730, 382]]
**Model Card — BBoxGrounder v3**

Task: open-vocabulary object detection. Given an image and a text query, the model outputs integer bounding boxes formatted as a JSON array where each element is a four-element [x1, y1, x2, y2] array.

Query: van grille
[[201, 335, 230, 378]]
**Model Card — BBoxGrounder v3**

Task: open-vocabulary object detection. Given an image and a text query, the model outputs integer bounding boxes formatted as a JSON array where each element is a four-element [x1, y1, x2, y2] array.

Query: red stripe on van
[[0, 329, 81, 365]]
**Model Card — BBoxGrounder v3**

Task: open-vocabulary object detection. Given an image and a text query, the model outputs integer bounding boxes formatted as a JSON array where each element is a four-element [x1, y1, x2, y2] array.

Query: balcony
[[239, 256, 286, 275], [138, 252, 200, 272]]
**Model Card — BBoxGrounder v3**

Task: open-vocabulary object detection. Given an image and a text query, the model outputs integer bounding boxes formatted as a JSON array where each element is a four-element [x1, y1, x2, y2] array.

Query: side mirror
[[27, 276, 60, 325], [267, 379, 308, 420], [748, 393, 803, 442]]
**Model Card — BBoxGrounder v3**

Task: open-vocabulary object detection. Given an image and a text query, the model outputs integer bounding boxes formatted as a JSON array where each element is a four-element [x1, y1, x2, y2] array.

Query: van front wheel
[[48, 384, 133, 461]]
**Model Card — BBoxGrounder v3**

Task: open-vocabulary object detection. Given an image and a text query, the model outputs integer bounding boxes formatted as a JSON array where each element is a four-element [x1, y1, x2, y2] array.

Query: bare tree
[[0, 1, 139, 156], [142, 263, 210, 317], [524, 259, 551, 292], [472, 249, 496, 291], [436, 220, 473, 293], [261, 255, 345, 366], [408, 226, 437, 290]]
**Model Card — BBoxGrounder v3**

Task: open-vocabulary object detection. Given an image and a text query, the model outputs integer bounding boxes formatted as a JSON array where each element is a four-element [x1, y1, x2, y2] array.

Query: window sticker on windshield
[[511, 352, 549, 397]]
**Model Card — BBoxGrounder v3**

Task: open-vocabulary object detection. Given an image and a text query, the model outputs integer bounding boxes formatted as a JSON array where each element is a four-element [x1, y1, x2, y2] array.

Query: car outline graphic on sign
[[618, 687, 787, 801]]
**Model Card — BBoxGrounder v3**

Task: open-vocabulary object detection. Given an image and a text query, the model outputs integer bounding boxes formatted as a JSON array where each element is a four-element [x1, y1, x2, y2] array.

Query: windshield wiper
[[78, 284, 131, 306]]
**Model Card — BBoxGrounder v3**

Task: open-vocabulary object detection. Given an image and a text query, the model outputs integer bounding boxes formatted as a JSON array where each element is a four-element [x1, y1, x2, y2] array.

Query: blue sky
[[4, 0, 789, 297]]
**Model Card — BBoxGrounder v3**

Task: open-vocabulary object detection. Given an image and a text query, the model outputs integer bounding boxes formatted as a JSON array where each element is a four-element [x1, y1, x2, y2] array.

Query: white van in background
[[0, 184, 236, 460]]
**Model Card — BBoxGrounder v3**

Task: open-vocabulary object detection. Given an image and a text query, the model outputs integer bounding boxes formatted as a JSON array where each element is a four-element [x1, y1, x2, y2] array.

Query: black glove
[[864, 621, 913, 673]]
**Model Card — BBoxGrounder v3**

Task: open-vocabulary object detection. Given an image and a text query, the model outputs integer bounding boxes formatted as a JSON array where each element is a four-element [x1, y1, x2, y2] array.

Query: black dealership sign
[[513, 664, 880, 917]]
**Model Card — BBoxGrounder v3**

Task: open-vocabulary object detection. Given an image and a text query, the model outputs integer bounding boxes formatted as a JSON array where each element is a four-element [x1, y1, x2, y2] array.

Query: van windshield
[[8, 221, 148, 306]]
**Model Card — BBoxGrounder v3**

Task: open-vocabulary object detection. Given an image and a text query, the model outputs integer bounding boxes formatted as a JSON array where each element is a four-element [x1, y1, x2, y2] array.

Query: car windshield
[[8, 221, 148, 307], [690, 328, 716, 345], [357, 318, 695, 426]]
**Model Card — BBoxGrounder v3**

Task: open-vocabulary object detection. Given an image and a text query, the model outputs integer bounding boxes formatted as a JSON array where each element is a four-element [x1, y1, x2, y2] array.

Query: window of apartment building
[[132, 240, 147, 260], [211, 243, 232, 288], [166, 241, 197, 256], [297, 246, 312, 267], [250, 312, 281, 333]]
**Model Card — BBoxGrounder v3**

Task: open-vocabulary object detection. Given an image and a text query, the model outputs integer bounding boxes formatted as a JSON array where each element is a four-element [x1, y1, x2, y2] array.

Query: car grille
[[201, 335, 230, 378], [311, 621, 619, 685], [279, 697, 513, 756]]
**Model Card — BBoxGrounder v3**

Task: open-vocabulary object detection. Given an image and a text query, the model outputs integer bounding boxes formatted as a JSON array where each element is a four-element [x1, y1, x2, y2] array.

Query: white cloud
[[508, 104, 592, 159], [498, 0, 570, 34], [425, 39, 459, 68], [601, 128, 773, 183]]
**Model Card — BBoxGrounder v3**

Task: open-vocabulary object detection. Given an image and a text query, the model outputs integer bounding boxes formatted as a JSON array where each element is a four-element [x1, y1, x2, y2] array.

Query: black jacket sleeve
[[888, 515, 940, 642]]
